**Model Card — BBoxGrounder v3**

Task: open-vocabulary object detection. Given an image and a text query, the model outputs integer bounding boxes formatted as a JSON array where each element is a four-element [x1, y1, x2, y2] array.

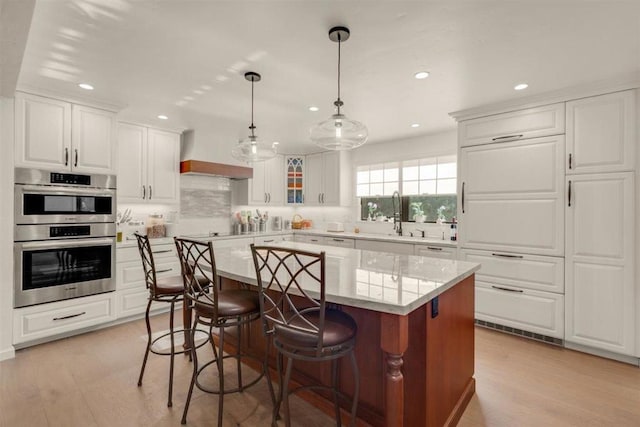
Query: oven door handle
[[18, 237, 115, 250], [18, 184, 115, 197]]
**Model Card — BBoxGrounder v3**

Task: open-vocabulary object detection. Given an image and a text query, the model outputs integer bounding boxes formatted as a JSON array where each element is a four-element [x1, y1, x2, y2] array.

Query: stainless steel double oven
[[14, 168, 117, 308]]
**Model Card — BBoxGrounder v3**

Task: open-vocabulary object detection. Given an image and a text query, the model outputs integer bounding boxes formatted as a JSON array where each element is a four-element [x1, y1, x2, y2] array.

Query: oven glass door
[[23, 193, 113, 216], [23, 244, 112, 290], [15, 238, 116, 307]]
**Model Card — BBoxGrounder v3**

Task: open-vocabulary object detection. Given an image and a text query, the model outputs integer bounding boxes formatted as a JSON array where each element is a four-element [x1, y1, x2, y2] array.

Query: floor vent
[[475, 319, 563, 346]]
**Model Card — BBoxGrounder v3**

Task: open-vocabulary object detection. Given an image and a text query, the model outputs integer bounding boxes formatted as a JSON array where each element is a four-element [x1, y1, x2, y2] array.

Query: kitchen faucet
[[392, 190, 403, 236]]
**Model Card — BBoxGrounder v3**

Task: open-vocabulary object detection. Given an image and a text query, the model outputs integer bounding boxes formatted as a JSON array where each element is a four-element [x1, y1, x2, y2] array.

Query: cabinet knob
[[74, 149, 78, 167]]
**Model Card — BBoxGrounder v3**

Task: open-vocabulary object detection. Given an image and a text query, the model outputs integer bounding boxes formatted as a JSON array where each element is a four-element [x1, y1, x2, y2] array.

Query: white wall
[[0, 97, 15, 360]]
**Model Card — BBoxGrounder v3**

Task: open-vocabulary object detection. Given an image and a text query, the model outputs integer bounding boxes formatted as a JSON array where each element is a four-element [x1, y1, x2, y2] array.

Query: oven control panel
[[50, 225, 92, 238], [50, 172, 91, 186]]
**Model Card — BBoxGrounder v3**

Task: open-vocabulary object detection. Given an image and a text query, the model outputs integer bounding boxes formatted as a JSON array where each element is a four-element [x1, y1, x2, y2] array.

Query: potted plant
[[411, 202, 426, 223], [367, 202, 377, 221]]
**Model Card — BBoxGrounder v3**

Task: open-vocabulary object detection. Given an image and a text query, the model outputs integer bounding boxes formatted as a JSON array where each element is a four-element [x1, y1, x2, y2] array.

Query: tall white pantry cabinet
[[454, 88, 639, 360]]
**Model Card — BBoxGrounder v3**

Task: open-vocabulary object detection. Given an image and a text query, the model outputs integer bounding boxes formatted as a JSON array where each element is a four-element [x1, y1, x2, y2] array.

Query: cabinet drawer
[[459, 103, 565, 147], [355, 239, 414, 255], [117, 243, 176, 263], [323, 237, 355, 248], [475, 281, 564, 339], [116, 288, 170, 318], [116, 259, 181, 290], [460, 249, 563, 293], [294, 235, 324, 244], [414, 244, 456, 260], [13, 293, 115, 344]]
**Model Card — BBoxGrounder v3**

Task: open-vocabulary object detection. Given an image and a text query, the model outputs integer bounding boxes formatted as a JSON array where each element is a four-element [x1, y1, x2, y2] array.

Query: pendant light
[[231, 71, 277, 163], [310, 26, 368, 150]]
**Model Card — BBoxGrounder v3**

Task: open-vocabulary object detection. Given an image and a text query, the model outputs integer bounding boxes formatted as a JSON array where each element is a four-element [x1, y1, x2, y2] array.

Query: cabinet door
[[72, 105, 116, 174], [458, 135, 565, 256], [147, 129, 180, 204], [117, 123, 147, 203], [565, 172, 635, 355], [266, 155, 285, 205], [322, 151, 341, 205], [566, 90, 635, 174], [305, 153, 323, 206], [248, 160, 267, 205], [15, 92, 71, 170], [459, 103, 565, 147]]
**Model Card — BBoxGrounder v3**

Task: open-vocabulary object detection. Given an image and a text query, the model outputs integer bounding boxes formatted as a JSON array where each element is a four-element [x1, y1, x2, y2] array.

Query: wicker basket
[[291, 214, 303, 230]]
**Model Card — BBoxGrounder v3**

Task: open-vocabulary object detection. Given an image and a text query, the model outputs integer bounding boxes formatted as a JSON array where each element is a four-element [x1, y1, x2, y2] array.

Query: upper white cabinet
[[117, 123, 180, 204], [459, 103, 565, 147], [15, 92, 116, 174], [566, 90, 636, 174], [305, 150, 351, 206], [458, 135, 565, 256], [565, 172, 635, 355], [251, 155, 285, 205]]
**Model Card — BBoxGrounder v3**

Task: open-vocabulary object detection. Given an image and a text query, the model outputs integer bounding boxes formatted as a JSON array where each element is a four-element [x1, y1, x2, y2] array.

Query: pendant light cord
[[336, 34, 342, 115], [249, 79, 256, 138]]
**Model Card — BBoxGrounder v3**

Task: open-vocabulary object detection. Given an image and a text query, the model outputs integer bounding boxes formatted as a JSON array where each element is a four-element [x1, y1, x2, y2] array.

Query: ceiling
[[12, 0, 640, 154]]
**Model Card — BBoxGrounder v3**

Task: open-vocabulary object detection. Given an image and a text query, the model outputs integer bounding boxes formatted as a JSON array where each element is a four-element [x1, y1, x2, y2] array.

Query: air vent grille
[[475, 319, 563, 346]]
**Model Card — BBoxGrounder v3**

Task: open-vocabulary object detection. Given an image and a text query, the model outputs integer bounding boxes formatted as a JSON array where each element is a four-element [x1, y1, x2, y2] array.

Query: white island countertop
[[214, 240, 479, 316]]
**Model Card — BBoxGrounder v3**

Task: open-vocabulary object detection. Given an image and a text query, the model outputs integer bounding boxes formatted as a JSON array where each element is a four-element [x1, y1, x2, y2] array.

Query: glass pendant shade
[[310, 26, 368, 151], [231, 71, 277, 163], [231, 136, 277, 162], [310, 113, 368, 150]]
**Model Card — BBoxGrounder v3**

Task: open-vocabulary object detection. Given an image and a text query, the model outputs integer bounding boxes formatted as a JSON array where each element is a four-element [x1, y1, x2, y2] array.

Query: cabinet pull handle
[[310, 239, 319, 242], [263, 239, 274, 243], [264, 193, 267, 203], [461, 182, 465, 213], [152, 249, 172, 254], [426, 246, 443, 251], [333, 238, 344, 242], [53, 311, 86, 321], [568, 153, 572, 170], [149, 186, 152, 200], [74, 149, 78, 167], [156, 268, 172, 273], [568, 180, 572, 207], [491, 134, 523, 141], [491, 253, 524, 259], [142, 185, 146, 199], [64, 148, 69, 166], [318, 193, 321, 203], [491, 285, 523, 293], [268, 193, 271, 203], [322, 193, 325, 204]]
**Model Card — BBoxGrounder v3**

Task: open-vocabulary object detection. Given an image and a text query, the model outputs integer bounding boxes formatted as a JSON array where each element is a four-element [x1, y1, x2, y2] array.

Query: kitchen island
[[212, 241, 480, 427]]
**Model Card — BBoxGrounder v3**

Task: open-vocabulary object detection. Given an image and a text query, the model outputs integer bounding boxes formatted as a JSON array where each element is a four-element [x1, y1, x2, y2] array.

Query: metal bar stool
[[175, 237, 275, 427], [250, 244, 360, 427], [134, 232, 192, 408]]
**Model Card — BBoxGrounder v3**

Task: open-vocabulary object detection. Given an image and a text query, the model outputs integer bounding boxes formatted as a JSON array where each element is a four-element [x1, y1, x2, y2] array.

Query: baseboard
[[564, 341, 640, 367], [0, 346, 16, 361]]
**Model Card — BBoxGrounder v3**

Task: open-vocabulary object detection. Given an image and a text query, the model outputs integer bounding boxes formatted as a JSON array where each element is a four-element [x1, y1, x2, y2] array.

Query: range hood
[[180, 160, 253, 179]]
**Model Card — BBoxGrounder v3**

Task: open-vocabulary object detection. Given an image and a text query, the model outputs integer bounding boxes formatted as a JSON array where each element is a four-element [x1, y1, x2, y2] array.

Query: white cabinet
[[459, 135, 565, 256], [356, 239, 414, 255], [414, 244, 456, 260], [566, 90, 636, 174], [13, 292, 116, 345], [117, 123, 180, 204], [305, 151, 351, 206], [565, 172, 635, 355], [15, 92, 116, 174], [245, 155, 284, 205], [115, 241, 180, 318], [459, 103, 565, 147]]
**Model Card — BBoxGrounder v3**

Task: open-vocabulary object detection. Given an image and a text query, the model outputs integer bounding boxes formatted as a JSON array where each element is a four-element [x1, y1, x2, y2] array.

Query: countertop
[[116, 229, 458, 248], [214, 240, 478, 316]]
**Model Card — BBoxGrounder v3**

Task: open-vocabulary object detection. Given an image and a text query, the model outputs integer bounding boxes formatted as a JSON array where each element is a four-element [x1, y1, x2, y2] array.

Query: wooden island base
[[216, 274, 475, 427]]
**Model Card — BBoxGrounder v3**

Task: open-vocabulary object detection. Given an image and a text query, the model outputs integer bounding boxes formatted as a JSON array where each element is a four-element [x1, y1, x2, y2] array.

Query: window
[[357, 156, 457, 222]]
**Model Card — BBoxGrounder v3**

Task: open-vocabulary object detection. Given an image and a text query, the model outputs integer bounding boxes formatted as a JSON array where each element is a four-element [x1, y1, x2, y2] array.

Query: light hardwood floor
[[1, 313, 639, 427]]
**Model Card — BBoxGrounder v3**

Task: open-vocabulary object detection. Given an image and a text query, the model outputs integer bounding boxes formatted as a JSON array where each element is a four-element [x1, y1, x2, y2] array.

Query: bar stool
[[250, 244, 360, 427], [174, 237, 273, 427], [134, 232, 191, 408]]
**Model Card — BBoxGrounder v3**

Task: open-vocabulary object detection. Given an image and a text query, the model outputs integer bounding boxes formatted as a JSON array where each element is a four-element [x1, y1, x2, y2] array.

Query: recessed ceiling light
[[411, 123, 420, 128], [514, 83, 529, 91], [414, 71, 430, 79], [273, 141, 280, 145], [309, 106, 319, 112], [157, 115, 168, 120], [78, 83, 94, 90]]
